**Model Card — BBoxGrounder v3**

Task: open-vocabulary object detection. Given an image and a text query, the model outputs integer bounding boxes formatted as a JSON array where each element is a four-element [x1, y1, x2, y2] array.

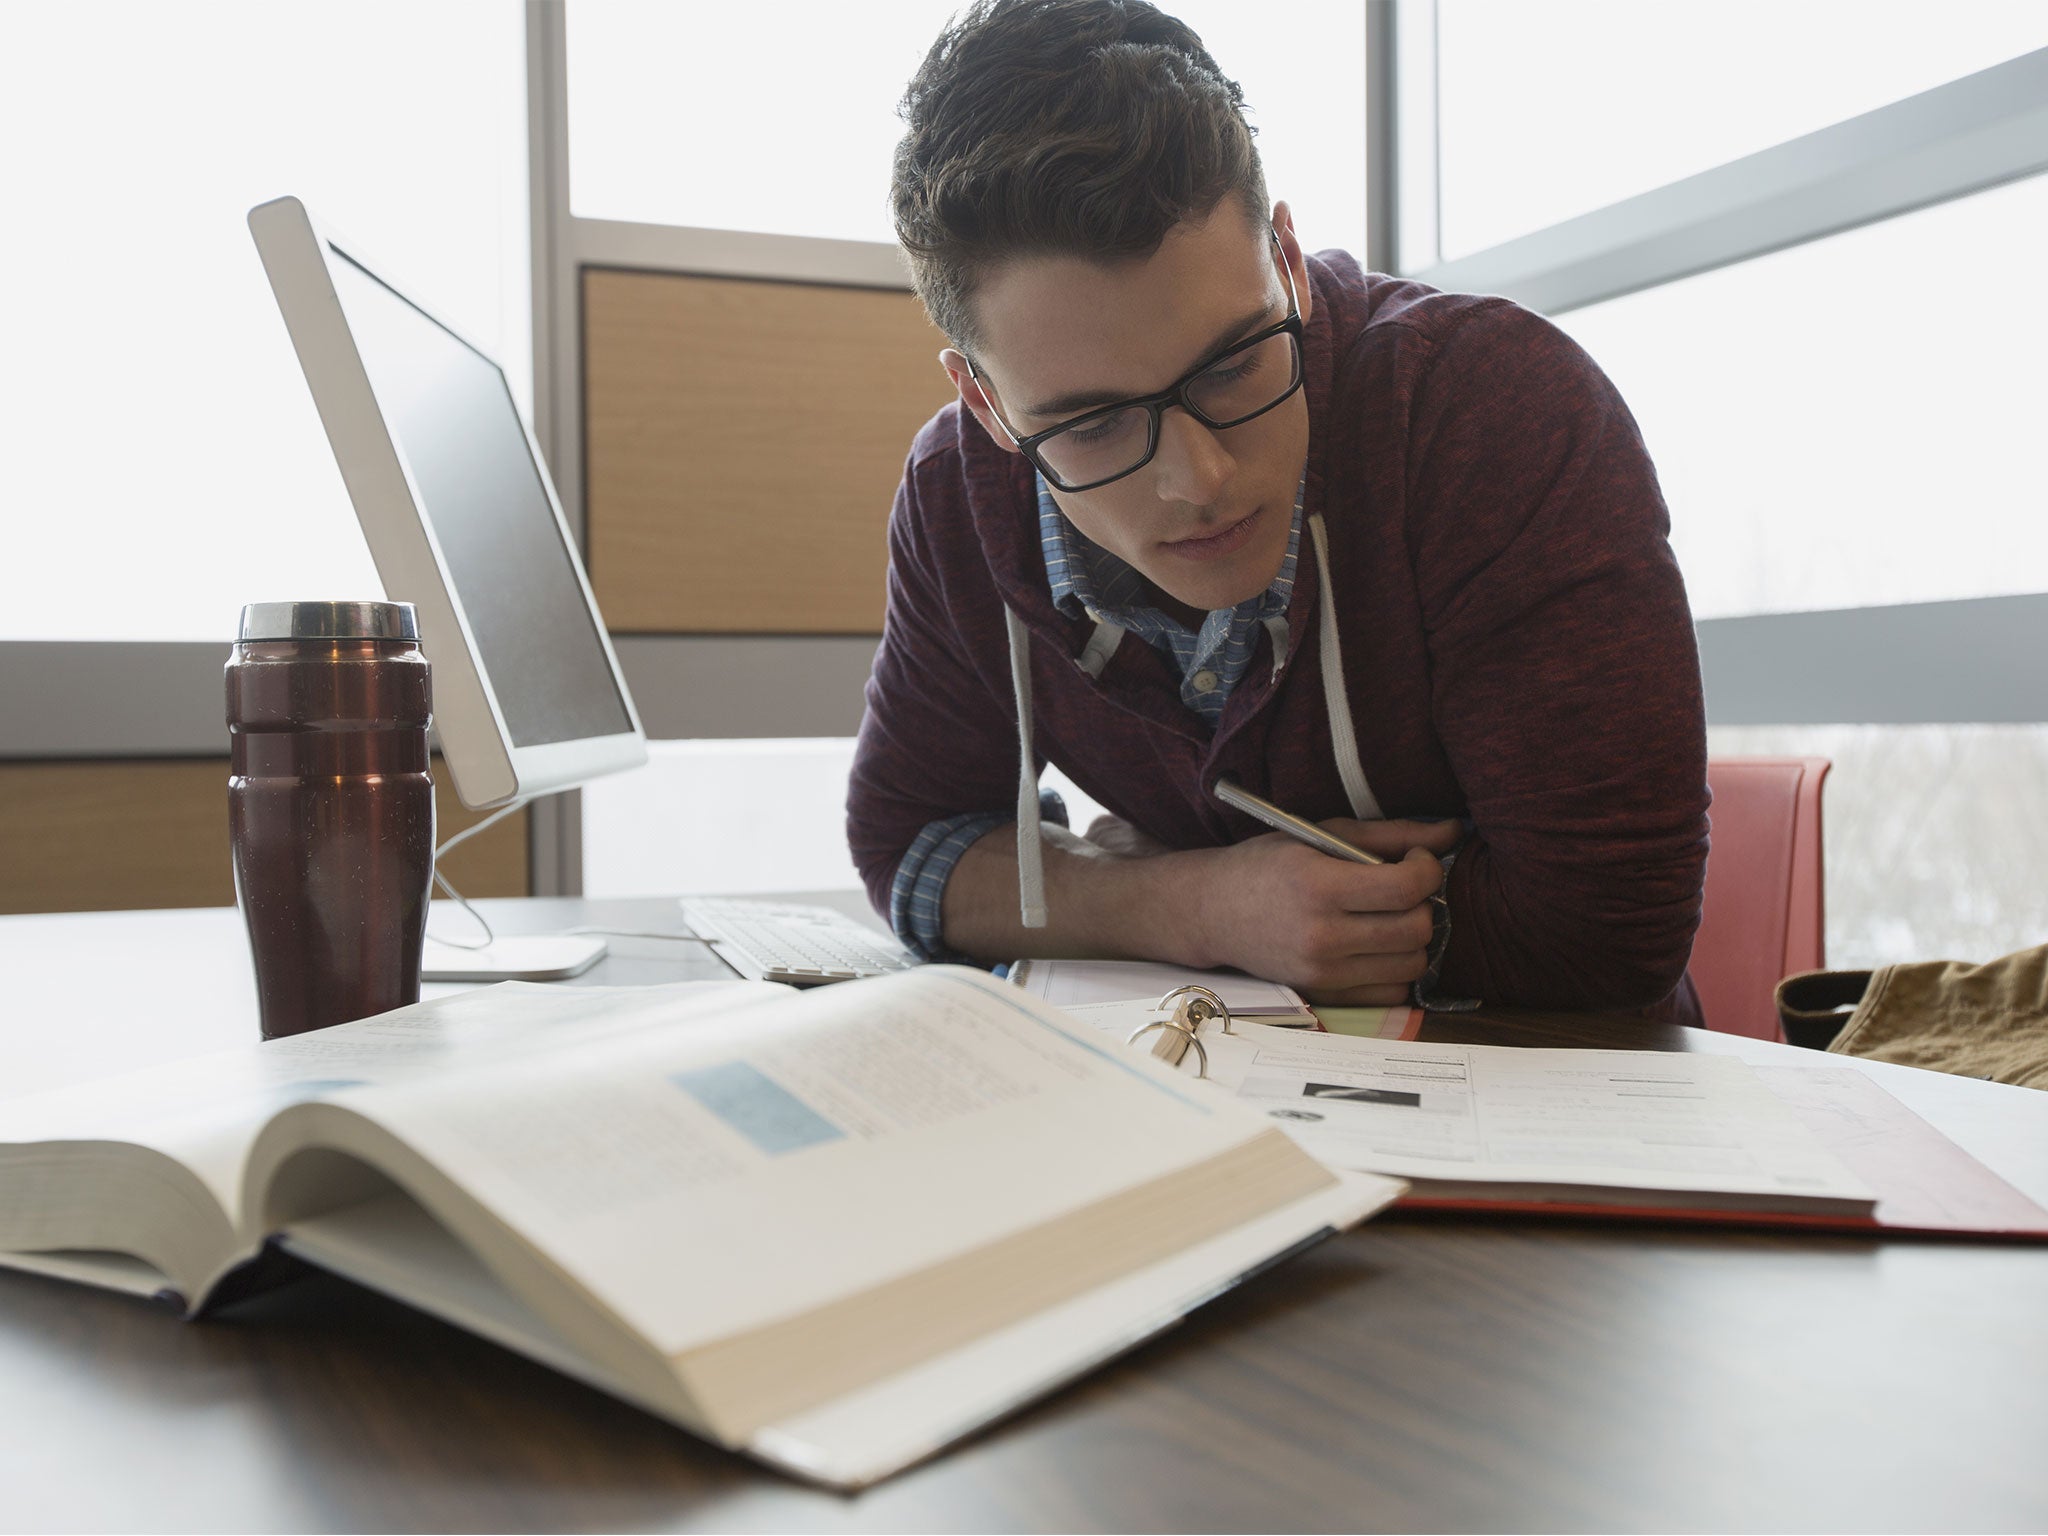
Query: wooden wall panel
[[0, 759, 528, 916], [584, 269, 957, 634]]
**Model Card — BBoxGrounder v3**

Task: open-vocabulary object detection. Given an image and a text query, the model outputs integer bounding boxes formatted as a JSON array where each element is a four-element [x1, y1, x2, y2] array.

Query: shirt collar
[[1038, 474, 1304, 630]]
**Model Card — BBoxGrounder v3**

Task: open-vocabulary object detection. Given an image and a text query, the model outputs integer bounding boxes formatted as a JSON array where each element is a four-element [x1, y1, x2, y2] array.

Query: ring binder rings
[[1127, 985, 1236, 1078]]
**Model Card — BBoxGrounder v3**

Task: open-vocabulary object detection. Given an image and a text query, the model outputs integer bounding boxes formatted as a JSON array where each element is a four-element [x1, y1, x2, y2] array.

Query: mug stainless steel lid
[[238, 601, 419, 642]]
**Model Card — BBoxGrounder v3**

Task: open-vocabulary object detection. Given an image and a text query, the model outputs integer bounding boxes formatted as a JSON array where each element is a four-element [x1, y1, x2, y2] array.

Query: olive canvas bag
[[1776, 943, 2048, 1091]]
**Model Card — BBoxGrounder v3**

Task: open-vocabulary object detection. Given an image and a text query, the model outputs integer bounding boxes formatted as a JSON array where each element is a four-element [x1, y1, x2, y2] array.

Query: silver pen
[[1212, 778, 1385, 865]]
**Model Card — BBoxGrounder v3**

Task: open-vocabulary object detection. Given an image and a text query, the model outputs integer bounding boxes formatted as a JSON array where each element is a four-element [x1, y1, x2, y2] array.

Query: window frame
[[16, 1, 2040, 903], [0, 1, 896, 897], [1367, 0, 2048, 727]]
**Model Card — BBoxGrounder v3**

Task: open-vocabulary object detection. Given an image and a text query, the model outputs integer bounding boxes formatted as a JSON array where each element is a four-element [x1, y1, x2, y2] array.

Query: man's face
[[944, 200, 1312, 615]]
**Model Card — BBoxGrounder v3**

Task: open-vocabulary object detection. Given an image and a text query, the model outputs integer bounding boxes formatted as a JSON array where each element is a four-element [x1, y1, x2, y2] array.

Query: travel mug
[[226, 600, 435, 1039]]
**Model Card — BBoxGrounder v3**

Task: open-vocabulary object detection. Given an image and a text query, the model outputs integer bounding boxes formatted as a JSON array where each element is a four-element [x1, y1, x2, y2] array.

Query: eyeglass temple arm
[[1272, 225, 1300, 315], [962, 355, 1024, 448]]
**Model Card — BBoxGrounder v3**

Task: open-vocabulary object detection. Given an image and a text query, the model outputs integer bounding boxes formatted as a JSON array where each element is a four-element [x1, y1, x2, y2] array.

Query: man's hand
[[1191, 818, 1462, 1007], [938, 815, 1463, 1009]]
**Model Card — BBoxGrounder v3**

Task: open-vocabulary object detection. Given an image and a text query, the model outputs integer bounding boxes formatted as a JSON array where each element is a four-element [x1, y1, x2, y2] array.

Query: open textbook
[[0, 968, 1399, 1489]]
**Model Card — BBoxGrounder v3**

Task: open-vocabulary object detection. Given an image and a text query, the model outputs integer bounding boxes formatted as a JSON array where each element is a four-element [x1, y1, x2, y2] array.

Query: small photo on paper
[[1301, 1082, 1423, 1108]]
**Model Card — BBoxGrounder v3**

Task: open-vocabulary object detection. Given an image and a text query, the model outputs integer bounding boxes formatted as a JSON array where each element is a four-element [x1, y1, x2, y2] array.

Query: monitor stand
[[421, 934, 607, 983]]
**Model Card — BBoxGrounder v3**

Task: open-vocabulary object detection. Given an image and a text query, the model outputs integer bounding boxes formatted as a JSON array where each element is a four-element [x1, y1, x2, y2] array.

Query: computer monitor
[[247, 195, 646, 812], [248, 195, 647, 979]]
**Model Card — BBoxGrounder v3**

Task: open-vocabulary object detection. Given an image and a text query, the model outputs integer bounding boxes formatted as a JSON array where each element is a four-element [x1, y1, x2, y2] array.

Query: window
[[0, 1, 527, 642], [1426, 0, 2048, 262], [1393, 3, 2048, 968], [567, 0, 957, 245], [566, 0, 1369, 255], [1167, 1, 1368, 258], [1553, 172, 2048, 620], [1709, 724, 2048, 969]]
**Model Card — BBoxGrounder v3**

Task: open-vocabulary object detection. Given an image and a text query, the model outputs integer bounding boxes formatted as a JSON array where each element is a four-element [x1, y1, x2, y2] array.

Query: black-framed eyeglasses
[[966, 247, 1306, 493]]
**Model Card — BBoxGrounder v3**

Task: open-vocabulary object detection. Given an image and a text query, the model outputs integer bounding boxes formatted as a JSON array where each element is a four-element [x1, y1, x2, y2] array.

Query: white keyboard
[[679, 897, 920, 987]]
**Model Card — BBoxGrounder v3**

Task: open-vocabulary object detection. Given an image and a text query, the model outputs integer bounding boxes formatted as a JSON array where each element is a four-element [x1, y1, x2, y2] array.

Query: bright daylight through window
[[566, 0, 1367, 256], [1410, 1, 2048, 972], [1430, 0, 2048, 262], [0, 1, 526, 642], [1554, 171, 2048, 621]]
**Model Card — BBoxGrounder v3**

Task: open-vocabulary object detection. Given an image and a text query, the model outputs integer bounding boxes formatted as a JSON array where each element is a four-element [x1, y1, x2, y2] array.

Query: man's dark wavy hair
[[891, 0, 1267, 351]]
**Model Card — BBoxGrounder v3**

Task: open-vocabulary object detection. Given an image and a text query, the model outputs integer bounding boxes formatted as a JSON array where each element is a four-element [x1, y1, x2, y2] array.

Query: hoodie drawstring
[[1005, 605, 1048, 928], [1004, 510, 1379, 930], [1308, 512, 1383, 821]]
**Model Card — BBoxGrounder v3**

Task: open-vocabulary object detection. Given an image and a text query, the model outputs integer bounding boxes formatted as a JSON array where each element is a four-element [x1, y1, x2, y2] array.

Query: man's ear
[[939, 347, 1022, 454], [1270, 200, 1313, 327]]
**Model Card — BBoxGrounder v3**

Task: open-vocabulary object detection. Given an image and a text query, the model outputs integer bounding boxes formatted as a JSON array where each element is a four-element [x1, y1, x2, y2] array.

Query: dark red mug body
[[226, 611, 434, 1040]]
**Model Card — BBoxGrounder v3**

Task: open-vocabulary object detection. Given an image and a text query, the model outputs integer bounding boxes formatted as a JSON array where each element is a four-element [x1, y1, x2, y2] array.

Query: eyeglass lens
[[1035, 329, 1301, 490]]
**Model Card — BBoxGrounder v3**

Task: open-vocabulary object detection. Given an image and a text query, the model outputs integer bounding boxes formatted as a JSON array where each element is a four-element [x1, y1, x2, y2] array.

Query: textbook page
[[1198, 1024, 1874, 1205], [0, 980, 778, 1229], [319, 967, 1323, 1361]]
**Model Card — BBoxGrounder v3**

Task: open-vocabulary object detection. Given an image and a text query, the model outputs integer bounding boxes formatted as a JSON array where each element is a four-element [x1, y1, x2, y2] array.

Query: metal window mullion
[[1364, 0, 1399, 274], [14, 594, 2048, 753], [1698, 595, 2048, 726], [525, 0, 582, 896], [527, 0, 580, 539], [571, 218, 912, 288], [1411, 44, 2048, 316], [1427, 0, 1441, 269], [1386, 0, 1440, 275]]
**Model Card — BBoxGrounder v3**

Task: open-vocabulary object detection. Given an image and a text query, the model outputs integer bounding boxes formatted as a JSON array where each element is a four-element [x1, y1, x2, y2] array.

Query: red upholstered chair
[[1689, 757, 1832, 1040]]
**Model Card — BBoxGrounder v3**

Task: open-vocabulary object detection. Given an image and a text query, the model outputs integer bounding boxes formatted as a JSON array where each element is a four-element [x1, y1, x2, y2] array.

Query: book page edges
[[675, 1127, 1337, 1441], [748, 1168, 1402, 1489], [245, 1102, 704, 1425], [1394, 1191, 2048, 1238], [278, 1167, 1399, 1491], [0, 1140, 239, 1304], [245, 1099, 1346, 1450], [0, 1246, 181, 1305], [1397, 1179, 1875, 1218], [277, 1192, 705, 1431]]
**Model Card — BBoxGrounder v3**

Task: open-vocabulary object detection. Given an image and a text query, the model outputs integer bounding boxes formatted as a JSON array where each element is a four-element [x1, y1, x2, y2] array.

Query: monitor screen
[[326, 251, 633, 749]]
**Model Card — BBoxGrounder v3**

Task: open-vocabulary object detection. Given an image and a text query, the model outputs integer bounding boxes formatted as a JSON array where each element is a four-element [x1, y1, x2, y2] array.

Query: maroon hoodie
[[849, 252, 1710, 1023]]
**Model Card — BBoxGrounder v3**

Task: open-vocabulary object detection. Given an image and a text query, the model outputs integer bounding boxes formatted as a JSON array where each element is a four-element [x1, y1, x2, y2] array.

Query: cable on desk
[[562, 927, 721, 944], [425, 799, 529, 950]]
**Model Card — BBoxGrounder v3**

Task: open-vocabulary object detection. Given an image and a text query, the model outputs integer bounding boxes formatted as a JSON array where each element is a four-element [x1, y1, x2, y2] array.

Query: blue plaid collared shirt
[[887, 477, 1305, 958], [1038, 475, 1302, 721]]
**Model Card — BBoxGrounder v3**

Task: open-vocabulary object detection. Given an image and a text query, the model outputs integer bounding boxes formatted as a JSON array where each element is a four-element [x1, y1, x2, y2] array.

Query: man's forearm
[[939, 823, 1224, 967]]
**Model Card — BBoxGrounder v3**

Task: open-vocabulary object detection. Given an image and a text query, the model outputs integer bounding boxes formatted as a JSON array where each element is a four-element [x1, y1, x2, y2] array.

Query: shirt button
[[1192, 669, 1219, 692]]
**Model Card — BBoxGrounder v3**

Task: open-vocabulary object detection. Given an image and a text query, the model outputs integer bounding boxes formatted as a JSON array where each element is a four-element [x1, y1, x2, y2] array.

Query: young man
[[849, 0, 1711, 1020]]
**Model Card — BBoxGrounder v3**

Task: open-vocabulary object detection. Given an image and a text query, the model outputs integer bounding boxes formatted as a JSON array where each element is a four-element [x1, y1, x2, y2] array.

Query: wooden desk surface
[[2, 899, 2045, 1533]]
